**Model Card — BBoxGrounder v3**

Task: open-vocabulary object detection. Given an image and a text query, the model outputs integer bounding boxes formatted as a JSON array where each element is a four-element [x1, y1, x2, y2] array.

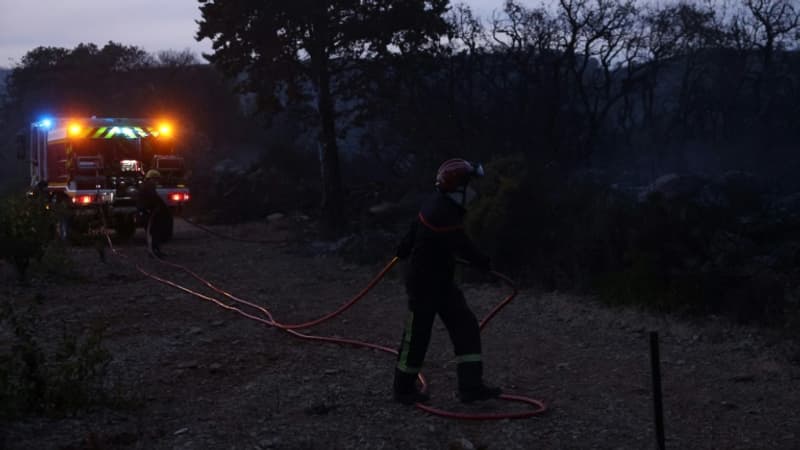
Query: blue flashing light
[[39, 118, 53, 129]]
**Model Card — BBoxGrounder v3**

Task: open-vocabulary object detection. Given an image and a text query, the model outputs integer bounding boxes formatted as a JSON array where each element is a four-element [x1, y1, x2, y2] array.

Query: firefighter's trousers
[[146, 207, 170, 251], [394, 284, 484, 392]]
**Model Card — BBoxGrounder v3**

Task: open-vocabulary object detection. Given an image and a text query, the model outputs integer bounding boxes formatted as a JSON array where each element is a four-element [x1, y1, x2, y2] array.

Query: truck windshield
[[72, 137, 174, 169], [73, 138, 140, 161]]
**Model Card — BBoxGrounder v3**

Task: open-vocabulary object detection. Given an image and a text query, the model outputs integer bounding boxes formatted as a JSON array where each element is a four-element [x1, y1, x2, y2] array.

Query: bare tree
[[744, 0, 800, 65], [449, 3, 488, 56], [639, 2, 725, 144], [157, 49, 199, 68], [726, 0, 800, 149], [555, 0, 644, 160]]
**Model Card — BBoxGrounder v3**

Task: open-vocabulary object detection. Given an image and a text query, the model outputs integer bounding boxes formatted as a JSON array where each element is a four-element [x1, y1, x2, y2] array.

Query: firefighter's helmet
[[435, 159, 484, 192], [145, 169, 161, 179]]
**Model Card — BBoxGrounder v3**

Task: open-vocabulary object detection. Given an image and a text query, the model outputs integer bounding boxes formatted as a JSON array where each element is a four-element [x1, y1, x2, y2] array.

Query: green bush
[[31, 240, 83, 281], [0, 299, 113, 418], [466, 155, 528, 268], [466, 156, 633, 289], [444, 158, 792, 324], [595, 249, 675, 309], [0, 194, 57, 281]]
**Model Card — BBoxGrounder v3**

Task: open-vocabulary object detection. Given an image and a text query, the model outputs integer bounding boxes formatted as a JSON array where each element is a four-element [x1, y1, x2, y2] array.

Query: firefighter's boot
[[457, 361, 502, 403], [393, 369, 429, 405]]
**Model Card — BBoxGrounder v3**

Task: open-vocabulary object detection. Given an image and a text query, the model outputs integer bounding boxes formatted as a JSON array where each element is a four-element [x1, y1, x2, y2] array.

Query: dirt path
[[2, 220, 799, 449]]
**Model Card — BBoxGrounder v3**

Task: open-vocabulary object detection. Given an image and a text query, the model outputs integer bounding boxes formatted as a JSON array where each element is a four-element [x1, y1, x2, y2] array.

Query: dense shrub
[[191, 141, 321, 224], [0, 194, 57, 281], [466, 156, 633, 289], [602, 183, 793, 323], [0, 299, 113, 418], [467, 162, 798, 324], [466, 155, 529, 268]]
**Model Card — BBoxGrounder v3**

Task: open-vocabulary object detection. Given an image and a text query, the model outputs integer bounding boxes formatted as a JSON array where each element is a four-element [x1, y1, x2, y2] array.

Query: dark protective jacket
[[397, 191, 489, 293], [136, 179, 165, 212], [136, 179, 170, 245]]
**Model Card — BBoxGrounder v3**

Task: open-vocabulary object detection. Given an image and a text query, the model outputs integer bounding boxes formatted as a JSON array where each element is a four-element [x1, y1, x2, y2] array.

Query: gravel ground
[[2, 219, 799, 450]]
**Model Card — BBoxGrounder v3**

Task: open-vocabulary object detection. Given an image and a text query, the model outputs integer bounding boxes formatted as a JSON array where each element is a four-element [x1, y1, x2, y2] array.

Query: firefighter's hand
[[396, 241, 413, 259], [472, 254, 491, 272], [136, 210, 148, 227]]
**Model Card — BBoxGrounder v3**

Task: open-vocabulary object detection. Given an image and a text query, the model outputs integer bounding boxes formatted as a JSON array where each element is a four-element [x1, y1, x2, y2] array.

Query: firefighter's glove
[[472, 254, 492, 272], [396, 224, 416, 259], [136, 210, 147, 227], [396, 240, 413, 259]]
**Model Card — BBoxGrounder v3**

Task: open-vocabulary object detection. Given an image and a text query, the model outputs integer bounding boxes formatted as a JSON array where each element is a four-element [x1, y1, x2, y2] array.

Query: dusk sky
[[0, 0, 542, 68]]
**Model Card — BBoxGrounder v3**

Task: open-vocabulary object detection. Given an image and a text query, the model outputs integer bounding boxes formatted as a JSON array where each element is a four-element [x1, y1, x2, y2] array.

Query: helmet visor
[[473, 163, 485, 177]]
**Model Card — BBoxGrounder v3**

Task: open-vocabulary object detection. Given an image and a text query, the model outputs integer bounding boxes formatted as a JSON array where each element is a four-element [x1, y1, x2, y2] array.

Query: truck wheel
[[114, 215, 137, 241]]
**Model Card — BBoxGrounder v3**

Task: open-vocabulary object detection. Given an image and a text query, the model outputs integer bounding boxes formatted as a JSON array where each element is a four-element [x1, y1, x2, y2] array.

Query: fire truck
[[24, 116, 190, 240]]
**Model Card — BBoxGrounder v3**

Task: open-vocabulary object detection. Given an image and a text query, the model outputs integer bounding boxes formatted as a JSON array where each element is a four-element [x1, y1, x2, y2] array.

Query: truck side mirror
[[16, 134, 26, 160]]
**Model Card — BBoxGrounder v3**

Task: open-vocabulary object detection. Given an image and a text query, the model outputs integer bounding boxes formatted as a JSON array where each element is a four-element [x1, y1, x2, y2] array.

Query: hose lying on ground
[[104, 226, 548, 420]]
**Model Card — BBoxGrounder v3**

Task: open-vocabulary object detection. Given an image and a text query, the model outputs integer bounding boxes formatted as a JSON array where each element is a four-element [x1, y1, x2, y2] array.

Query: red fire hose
[[105, 235, 547, 420]]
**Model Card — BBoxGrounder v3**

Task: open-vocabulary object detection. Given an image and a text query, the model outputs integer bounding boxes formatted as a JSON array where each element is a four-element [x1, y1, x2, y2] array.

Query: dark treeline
[[379, 0, 800, 184]]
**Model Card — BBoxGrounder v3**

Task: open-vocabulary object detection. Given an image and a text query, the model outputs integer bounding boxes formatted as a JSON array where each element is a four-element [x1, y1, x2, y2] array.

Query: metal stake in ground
[[650, 331, 666, 450]]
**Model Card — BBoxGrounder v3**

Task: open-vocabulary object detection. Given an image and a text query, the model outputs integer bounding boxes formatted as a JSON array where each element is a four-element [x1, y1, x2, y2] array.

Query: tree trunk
[[314, 55, 345, 237]]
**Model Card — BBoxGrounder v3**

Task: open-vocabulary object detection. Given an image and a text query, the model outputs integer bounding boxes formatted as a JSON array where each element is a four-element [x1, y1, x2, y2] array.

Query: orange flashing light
[[158, 122, 173, 138], [68, 123, 83, 137]]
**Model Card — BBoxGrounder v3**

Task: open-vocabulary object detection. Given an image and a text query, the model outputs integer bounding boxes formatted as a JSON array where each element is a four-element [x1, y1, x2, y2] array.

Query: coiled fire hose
[[104, 233, 547, 420]]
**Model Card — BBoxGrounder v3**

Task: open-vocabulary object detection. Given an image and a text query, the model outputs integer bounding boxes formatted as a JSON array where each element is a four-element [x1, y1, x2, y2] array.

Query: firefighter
[[392, 158, 502, 405], [137, 169, 169, 258]]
